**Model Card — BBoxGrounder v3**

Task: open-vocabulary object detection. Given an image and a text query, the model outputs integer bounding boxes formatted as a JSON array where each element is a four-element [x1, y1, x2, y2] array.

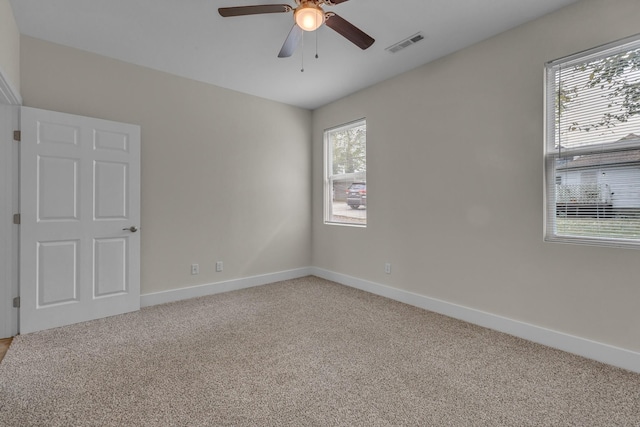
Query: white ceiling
[[10, 0, 579, 110]]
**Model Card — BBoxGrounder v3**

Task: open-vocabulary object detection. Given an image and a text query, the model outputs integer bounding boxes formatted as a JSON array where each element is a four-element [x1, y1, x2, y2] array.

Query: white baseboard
[[310, 267, 640, 374], [140, 267, 313, 308]]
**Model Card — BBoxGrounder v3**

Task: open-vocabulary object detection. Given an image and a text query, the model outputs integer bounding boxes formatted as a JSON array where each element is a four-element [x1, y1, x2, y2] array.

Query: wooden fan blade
[[278, 24, 303, 58], [325, 13, 374, 50], [323, 0, 350, 4], [218, 4, 292, 17]]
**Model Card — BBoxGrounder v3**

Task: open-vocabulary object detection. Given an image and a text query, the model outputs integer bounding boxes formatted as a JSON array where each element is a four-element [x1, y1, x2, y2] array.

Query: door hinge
[[13, 297, 20, 308], [13, 214, 20, 225], [13, 130, 20, 141]]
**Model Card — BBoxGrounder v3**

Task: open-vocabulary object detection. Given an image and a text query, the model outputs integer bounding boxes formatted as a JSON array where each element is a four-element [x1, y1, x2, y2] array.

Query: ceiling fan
[[218, 0, 375, 58]]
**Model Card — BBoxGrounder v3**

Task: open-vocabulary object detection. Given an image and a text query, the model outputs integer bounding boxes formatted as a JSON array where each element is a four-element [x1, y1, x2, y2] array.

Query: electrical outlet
[[216, 261, 223, 272], [384, 262, 391, 274], [191, 263, 199, 275]]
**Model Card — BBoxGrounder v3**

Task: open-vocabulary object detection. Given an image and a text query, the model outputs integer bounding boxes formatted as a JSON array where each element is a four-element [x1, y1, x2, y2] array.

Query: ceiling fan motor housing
[[294, 1, 326, 31]]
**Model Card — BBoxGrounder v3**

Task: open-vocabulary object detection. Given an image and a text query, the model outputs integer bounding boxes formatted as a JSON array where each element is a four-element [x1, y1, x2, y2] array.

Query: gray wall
[[20, 36, 312, 296], [312, 0, 640, 353], [0, 0, 19, 91]]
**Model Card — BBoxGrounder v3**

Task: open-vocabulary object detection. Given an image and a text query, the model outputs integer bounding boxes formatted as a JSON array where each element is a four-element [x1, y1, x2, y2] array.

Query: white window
[[544, 34, 640, 248], [324, 119, 366, 226]]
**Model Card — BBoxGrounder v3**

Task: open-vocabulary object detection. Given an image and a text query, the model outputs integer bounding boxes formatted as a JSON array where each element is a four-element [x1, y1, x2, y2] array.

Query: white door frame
[[0, 66, 21, 339]]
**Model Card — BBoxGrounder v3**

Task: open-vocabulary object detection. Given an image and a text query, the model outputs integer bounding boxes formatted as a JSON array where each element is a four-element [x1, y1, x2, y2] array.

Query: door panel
[[38, 156, 79, 221], [20, 107, 140, 334], [94, 238, 127, 296], [37, 240, 79, 306], [94, 161, 128, 219], [38, 121, 79, 147]]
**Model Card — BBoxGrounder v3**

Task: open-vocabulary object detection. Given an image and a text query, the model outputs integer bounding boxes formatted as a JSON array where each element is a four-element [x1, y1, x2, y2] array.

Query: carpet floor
[[0, 276, 638, 426]]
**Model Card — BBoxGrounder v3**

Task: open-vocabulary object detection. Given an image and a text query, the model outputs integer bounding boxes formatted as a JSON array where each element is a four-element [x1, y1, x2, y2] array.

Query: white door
[[20, 107, 141, 334]]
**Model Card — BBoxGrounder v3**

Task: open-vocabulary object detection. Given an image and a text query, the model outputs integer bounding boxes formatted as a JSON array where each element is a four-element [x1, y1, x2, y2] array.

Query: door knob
[[122, 226, 138, 232]]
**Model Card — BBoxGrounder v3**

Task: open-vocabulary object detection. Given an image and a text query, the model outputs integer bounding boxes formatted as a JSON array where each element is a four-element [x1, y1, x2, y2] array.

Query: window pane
[[545, 35, 640, 247], [324, 120, 366, 226], [551, 44, 640, 151]]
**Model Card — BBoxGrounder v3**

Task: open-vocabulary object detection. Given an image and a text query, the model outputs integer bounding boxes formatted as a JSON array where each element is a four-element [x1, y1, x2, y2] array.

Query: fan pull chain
[[301, 32, 305, 72], [315, 14, 319, 59]]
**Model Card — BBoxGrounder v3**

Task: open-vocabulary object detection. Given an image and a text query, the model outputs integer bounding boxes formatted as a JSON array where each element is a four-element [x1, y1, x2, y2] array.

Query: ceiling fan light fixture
[[294, 4, 325, 31]]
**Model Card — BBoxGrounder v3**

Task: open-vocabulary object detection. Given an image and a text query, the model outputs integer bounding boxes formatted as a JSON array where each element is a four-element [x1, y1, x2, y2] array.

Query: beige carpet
[[0, 276, 638, 426]]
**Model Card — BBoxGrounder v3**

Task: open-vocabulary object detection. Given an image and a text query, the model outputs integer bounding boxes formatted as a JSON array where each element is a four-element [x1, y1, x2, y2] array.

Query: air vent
[[386, 32, 425, 54]]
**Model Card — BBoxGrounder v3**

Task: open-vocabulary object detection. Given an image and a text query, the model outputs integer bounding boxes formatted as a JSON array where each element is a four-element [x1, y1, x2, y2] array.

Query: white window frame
[[544, 34, 640, 249], [324, 119, 367, 227]]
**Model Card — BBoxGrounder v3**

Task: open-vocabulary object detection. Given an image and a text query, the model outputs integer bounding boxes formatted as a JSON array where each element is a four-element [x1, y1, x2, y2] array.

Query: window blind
[[544, 34, 640, 248]]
